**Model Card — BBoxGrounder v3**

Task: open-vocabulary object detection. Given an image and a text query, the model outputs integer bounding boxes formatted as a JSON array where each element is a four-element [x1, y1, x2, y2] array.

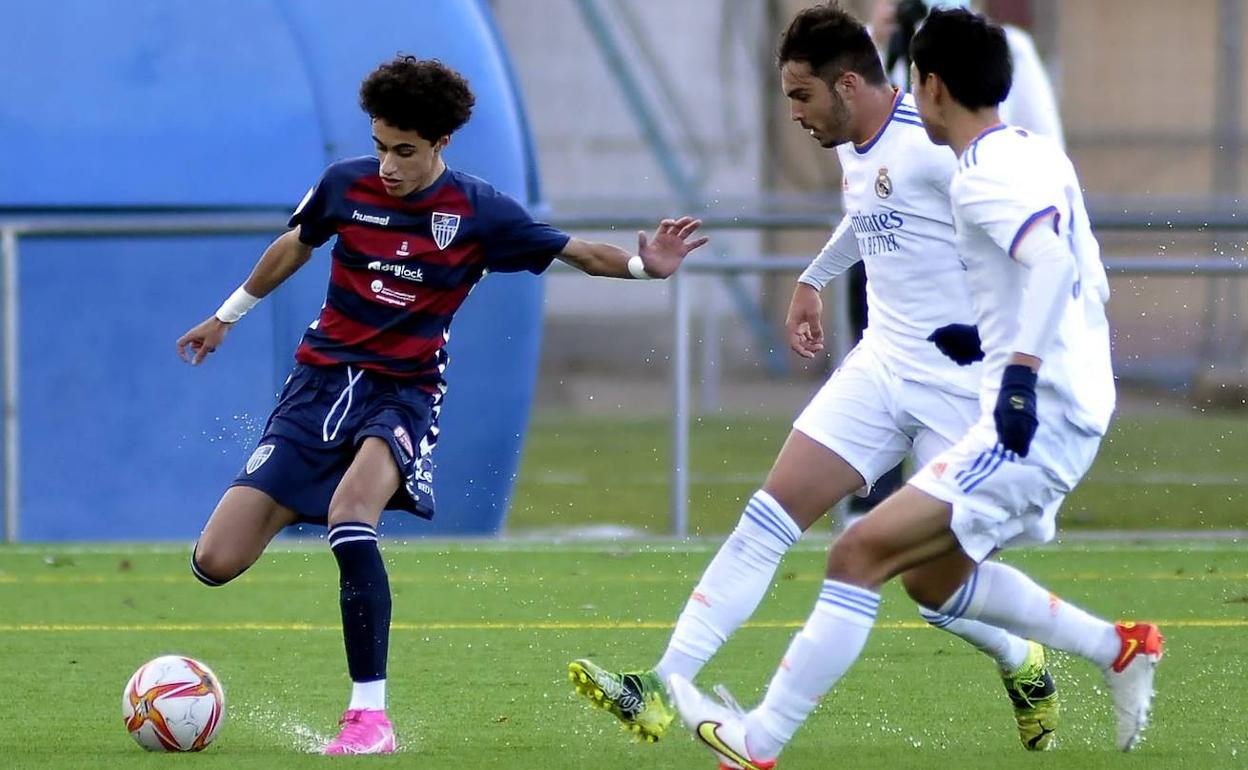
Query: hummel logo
[[351, 209, 390, 226]]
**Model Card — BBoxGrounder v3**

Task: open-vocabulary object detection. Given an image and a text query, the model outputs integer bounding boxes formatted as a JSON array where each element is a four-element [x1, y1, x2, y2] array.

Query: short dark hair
[[359, 56, 475, 141], [777, 3, 887, 86], [911, 8, 1012, 109]]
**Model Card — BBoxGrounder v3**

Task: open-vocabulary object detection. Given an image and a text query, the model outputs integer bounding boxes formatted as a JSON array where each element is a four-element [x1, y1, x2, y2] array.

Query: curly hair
[[359, 55, 476, 141], [778, 3, 887, 86]]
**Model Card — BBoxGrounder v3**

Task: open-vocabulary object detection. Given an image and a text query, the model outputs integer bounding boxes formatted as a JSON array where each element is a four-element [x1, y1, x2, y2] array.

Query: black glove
[[927, 324, 985, 366], [994, 364, 1038, 457]]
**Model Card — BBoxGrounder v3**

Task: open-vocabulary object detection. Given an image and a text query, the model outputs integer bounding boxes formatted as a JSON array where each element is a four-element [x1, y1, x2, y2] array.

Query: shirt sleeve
[[480, 190, 572, 274], [287, 167, 337, 247], [953, 159, 1063, 260], [798, 215, 860, 291]]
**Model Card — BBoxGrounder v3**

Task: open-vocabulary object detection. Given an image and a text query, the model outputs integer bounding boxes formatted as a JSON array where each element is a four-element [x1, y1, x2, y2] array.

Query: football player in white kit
[[569, 3, 1063, 756], [669, 8, 1163, 769]]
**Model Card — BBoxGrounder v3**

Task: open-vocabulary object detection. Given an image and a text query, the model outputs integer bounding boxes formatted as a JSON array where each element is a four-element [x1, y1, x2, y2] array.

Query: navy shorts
[[231, 363, 440, 524]]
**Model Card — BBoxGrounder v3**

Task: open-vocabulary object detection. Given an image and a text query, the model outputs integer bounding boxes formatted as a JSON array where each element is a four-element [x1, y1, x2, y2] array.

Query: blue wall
[[0, 0, 547, 539]]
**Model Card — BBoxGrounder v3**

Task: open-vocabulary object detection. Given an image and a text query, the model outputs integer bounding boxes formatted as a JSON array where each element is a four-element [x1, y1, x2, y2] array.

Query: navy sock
[[329, 522, 391, 682]]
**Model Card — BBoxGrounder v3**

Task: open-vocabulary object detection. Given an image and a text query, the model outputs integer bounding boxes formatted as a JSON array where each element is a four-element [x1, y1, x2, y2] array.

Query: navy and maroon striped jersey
[[287, 157, 570, 386]]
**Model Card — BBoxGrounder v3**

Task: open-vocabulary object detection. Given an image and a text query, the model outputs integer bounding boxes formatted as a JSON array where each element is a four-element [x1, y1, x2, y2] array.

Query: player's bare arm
[[176, 227, 315, 365], [788, 215, 856, 359], [1009, 352, 1042, 370], [558, 216, 708, 279], [785, 282, 825, 359]]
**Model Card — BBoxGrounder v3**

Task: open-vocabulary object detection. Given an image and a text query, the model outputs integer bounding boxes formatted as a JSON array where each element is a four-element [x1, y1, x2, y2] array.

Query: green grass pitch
[[1, 410, 1245, 767], [508, 412, 1248, 534], [0, 541, 1244, 769]]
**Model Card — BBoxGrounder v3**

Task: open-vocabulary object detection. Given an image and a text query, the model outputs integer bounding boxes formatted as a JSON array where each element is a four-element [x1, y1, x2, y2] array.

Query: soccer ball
[[122, 655, 226, 751]]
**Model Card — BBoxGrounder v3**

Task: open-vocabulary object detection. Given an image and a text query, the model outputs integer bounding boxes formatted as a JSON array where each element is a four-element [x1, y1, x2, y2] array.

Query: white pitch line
[[0, 534, 1243, 558], [0, 618, 1244, 633], [2, 569, 1246, 586], [538, 471, 1248, 487]]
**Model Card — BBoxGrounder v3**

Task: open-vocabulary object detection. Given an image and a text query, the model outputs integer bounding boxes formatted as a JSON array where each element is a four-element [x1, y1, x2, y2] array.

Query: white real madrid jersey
[[833, 90, 980, 397], [950, 125, 1115, 434]]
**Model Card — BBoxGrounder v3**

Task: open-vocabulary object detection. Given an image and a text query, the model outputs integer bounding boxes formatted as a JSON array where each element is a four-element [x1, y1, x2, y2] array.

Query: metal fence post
[[699, 279, 721, 414], [671, 269, 691, 538], [2, 227, 19, 544], [831, 265, 852, 531]]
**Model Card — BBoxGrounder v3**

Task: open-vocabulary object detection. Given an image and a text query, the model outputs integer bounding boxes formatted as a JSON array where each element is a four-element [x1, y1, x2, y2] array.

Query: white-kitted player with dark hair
[[669, 9, 1162, 769], [568, 2, 1068, 757]]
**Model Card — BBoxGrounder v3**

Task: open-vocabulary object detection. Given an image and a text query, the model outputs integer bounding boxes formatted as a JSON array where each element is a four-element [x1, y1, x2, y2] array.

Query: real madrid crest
[[875, 167, 893, 199]]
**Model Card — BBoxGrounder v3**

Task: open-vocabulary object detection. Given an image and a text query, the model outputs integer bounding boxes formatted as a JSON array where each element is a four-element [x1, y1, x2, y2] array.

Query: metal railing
[[2, 212, 1247, 541], [663, 254, 1248, 536]]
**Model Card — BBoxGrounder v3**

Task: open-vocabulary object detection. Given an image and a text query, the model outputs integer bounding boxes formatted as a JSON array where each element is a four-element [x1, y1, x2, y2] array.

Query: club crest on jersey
[[246, 444, 274, 474], [431, 212, 461, 250], [875, 167, 893, 199], [393, 425, 414, 462]]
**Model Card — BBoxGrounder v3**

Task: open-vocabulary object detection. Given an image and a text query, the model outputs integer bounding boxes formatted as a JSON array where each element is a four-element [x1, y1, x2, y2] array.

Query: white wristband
[[627, 255, 652, 280], [215, 286, 261, 324]]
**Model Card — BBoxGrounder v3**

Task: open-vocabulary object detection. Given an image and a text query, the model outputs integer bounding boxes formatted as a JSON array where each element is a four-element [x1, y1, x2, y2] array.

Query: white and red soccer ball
[[122, 655, 226, 751]]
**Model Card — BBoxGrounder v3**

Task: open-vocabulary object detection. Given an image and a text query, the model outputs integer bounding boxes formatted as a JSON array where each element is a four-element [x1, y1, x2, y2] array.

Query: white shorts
[[909, 392, 1104, 562], [793, 343, 980, 494]]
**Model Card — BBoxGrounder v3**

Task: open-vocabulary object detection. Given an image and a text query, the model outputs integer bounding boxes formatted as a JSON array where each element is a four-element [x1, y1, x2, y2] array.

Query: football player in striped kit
[[176, 56, 707, 755]]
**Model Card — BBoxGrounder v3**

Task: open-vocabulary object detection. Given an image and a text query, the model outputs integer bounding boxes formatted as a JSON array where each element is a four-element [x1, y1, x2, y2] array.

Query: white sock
[[348, 679, 386, 711], [655, 490, 800, 683], [744, 580, 880, 760], [918, 606, 1031, 673], [947, 561, 1120, 669]]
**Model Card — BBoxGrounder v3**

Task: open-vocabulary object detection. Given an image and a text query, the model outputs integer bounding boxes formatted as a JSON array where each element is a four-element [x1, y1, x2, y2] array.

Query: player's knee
[[759, 484, 824, 533], [826, 526, 888, 585], [190, 543, 240, 587], [327, 498, 379, 529]]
